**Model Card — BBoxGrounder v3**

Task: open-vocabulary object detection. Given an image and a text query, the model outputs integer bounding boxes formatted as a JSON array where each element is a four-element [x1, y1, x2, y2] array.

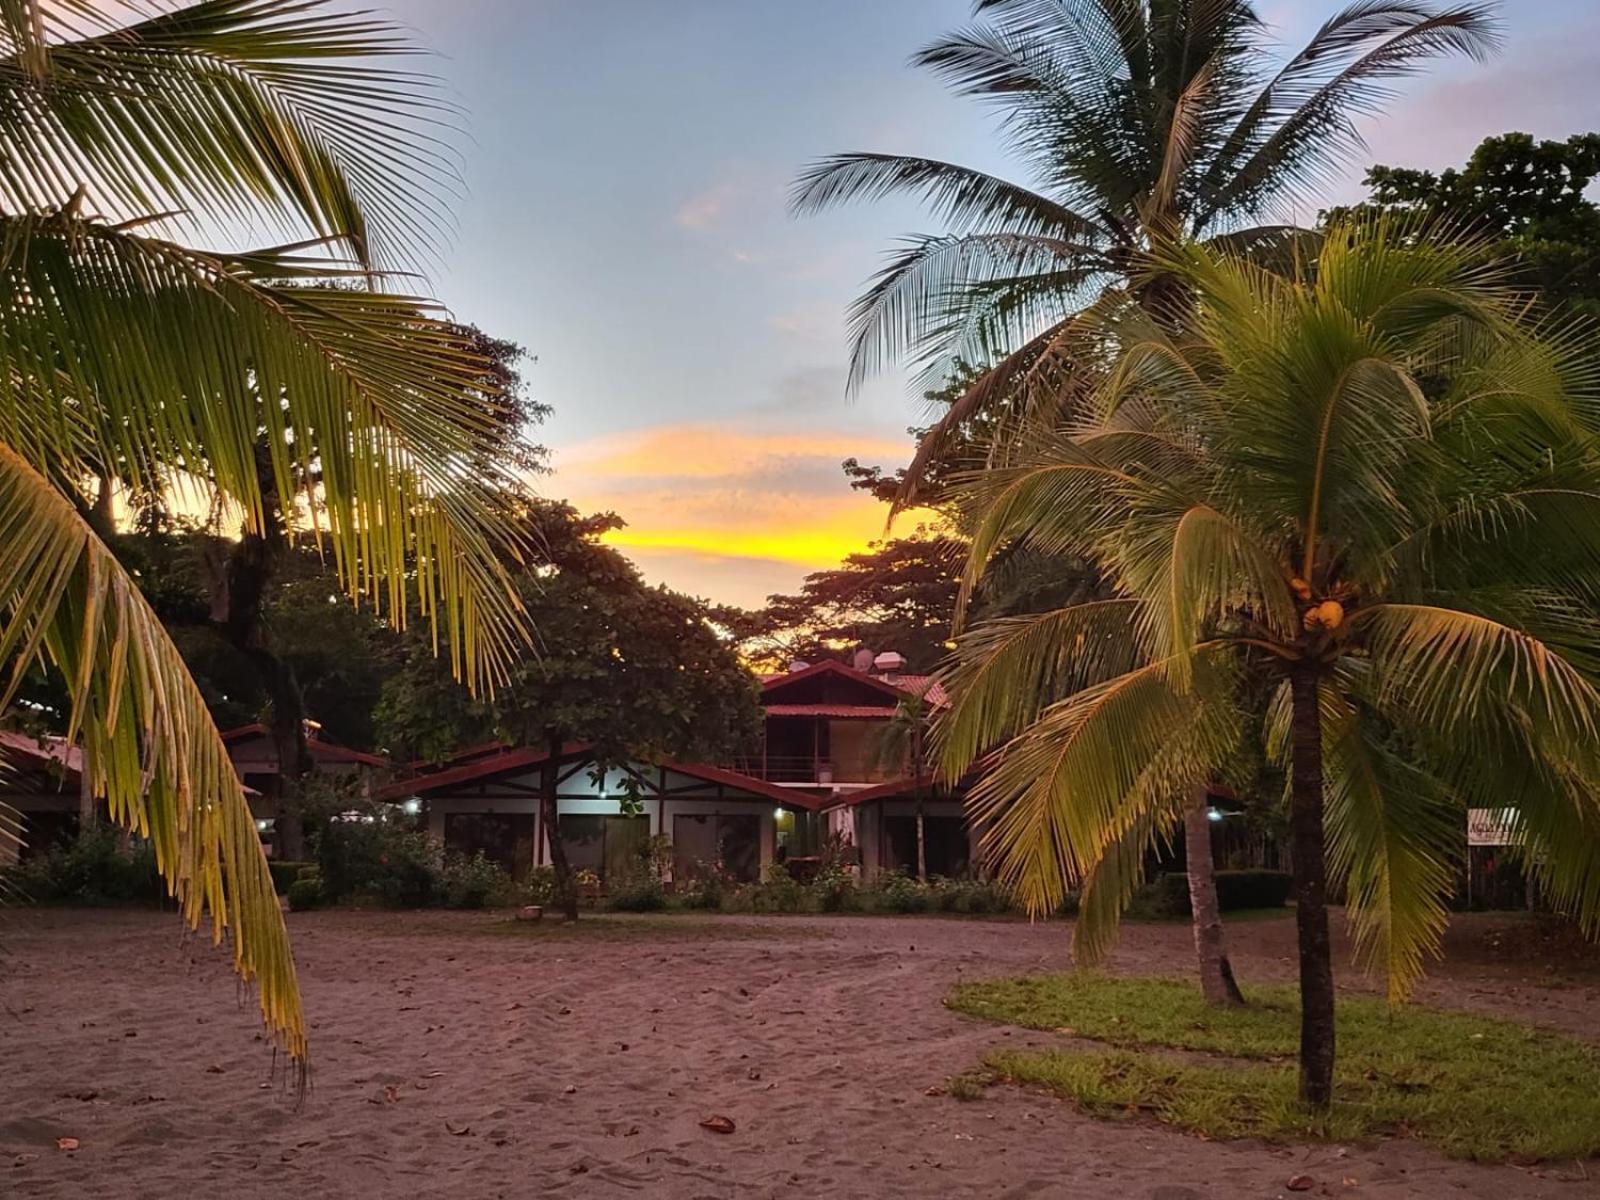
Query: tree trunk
[[1289, 666, 1336, 1108], [913, 722, 927, 882], [542, 733, 578, 921], [1184, 785, 1244, 1006], [76, 757, 98, 839]]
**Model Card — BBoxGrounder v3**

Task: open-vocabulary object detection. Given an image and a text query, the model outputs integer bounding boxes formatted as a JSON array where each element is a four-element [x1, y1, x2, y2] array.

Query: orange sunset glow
[[551, 422, 930, 606]]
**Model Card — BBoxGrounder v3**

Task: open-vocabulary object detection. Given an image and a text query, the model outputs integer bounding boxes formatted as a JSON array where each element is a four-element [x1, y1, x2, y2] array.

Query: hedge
[[267, 859, 315, 896]]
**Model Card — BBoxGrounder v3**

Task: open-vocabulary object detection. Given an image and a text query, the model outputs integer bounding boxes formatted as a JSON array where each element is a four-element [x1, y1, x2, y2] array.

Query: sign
[[1467, 809, 1518, 847]]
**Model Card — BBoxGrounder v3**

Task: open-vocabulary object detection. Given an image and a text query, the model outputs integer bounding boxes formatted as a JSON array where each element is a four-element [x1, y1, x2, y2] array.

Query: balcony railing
[[732, 755, 903, 785]]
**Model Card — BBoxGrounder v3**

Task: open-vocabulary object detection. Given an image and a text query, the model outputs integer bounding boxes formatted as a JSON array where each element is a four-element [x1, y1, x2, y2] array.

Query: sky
[[373, 0, 1600, 608]]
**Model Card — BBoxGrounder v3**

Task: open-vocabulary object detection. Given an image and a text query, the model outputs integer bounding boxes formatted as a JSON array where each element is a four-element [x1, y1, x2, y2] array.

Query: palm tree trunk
[[541, 732, 578, 921], [913, 720, 928, 882], [1184, 785, 1244, 1006], [1289, 666, 1335, 1108]]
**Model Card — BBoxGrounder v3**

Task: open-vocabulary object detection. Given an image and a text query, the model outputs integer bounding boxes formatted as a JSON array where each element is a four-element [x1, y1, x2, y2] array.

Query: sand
[[1, 907, 1596, 1199]]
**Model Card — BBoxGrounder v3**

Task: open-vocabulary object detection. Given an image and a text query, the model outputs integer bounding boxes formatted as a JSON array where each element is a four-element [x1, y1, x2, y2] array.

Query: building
[[738, 651, 975, 883], [0, 729, 85, 865], [375, 743, 816, 885]]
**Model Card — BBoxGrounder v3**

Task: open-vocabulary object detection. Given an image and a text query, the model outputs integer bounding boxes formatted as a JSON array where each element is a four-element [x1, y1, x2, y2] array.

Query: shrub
[[286, 876, 323, 912], [935, 878, 1013, 915], [442, 852, 514, 910], [522, 865, 559, 908], [1126, 872, 1191, 919], [315, 817, 440, 907], [4, 826, 162, 904], [811, 863, 859, 913], [740, 862, 807, 913], [870, 869, 930, 914], [676, 860, 726, 911], [267, 859, 314, 896], [1215, 869, 1292, 910], [606, 869, 667, 912]]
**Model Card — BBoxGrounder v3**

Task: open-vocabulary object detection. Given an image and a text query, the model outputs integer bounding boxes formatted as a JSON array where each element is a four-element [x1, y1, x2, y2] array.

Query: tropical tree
[[0, 2, 530, 1069], [379, 502, 762, 920], [936, 218, 1600, 1106], [794, 0, 1498, 493]]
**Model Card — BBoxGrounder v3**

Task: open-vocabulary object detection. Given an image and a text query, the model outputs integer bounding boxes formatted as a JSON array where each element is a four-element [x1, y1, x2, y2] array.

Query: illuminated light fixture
[[774, 807, 785, 819], [402, 798, 421, 816], [254, 819, 270, 832], [1206, 807, 1225, 822]]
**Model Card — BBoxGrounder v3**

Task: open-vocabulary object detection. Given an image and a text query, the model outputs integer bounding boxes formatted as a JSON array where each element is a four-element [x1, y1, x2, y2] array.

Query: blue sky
[[380, 0, 1600, 606]]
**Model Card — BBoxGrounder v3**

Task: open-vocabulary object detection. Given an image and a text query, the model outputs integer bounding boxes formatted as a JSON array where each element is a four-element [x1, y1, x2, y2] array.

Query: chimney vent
[[851, 647, 876, 672], [788, 659, 810, 674], [872, 651, 906, 678]]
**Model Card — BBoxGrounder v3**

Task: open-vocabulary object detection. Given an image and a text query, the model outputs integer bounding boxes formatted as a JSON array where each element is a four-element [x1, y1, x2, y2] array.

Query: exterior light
[[1206, 807, 1225, 822], [402, 798, 421, 816], [774, 807, 784, 819], [254, 819, 270, 832]]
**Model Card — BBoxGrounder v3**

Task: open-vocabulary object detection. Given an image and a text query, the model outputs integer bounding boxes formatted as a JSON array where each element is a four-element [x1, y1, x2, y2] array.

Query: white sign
[[1467, 809, 1518, 847]]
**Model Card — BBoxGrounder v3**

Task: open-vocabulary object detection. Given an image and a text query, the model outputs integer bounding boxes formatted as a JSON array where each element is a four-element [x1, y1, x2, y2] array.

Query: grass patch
[[947, 973, 1600, 1162]]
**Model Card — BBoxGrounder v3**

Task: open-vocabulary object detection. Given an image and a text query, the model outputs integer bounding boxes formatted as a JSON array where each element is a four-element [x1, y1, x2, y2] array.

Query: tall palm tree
[[793, 0, 1498, 488], [0, 2, 530, 1070], [935, 218, 1600, 1107]]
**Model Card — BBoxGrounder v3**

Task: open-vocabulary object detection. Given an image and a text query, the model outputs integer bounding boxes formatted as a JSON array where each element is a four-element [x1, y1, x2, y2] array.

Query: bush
[[870, 869, 930, 914], [811, 863, 860, 913], [521, 865, 559, 908], [267, 860, 314, 895], [1215, 869, 1292, 910], [4, 826, 162, 904], [738, 863, 807, 913], [315, 818, 440, 907], [933, 878, 1013, 915], [442, 852, 514, 910], [676, 860, 725, 911], [606, 869, 667, 912], [286, 876, 323, 912], [1126, 872, 1191, 919]]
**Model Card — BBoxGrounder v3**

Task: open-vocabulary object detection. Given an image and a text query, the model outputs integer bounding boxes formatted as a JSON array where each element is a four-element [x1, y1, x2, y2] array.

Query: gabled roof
[[219, 723, 391, 769], [0, 729, 82, 785], [760, 659, 948, 709], [378, 742, 819, 810], [818, 776, 929, 810]]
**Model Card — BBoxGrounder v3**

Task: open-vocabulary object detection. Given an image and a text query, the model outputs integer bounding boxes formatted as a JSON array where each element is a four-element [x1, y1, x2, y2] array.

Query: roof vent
[[851, 647, 876, 672], [872, 651, 906, 677], [788, 659, 811, 673]]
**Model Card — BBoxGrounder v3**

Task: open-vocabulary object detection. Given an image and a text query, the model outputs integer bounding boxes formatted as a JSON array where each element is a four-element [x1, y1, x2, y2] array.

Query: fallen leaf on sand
[[923, 1085, 945, 1097], [445, 1121, 471, 1136], [1286, 1175, 1315, 1192], [384, 1085, 402, 1104], [699, 1115, 736, 1135], [204, 1065, 225, 1074], [424, 1071, 444, 1079], [563, 1085, 577, 1095], [55, 1138, 79, 1152]]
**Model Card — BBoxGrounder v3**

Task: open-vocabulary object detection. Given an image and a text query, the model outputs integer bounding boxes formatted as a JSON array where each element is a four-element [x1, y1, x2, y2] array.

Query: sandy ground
[[1, 908, 1597, 1200]]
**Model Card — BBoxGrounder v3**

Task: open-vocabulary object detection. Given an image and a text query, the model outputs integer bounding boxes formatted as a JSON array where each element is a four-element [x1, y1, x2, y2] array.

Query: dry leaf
[[699, 1115, 736, 1135], [55, 1138, 79, 1152], [1286, 1175, 1315, 1192], [445, 1120, 471, 1136]]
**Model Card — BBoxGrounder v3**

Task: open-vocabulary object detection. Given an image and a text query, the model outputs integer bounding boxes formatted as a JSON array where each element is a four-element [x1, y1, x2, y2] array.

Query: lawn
[[946, 973, 1600, 1163]]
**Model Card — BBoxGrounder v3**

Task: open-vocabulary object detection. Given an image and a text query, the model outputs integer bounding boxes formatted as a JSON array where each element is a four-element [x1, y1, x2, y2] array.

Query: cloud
[[547, 421, 927, 605], [674, 180, 743, 230]]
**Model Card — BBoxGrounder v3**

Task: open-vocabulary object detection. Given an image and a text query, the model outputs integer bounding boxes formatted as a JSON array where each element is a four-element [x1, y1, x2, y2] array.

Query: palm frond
[[0, 438, 304, 1062], [0, 0, 457, 268], [0, 211, 529, 692]]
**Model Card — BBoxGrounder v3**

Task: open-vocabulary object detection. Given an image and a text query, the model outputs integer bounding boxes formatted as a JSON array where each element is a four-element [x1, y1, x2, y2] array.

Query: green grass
[[946, 973, 1600, 1163]]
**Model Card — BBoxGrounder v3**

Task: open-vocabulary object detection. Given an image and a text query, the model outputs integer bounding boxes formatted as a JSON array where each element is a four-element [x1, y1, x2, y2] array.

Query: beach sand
[[1, 907, 1595, 1199]]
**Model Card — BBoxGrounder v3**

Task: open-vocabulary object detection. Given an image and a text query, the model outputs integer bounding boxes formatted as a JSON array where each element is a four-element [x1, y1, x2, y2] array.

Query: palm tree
[[798, 0, 1497, 1009], [793, 0, 1498, 487], [936, 218, 1600, 1107], [871, 693, 931, 881], [0, 2, 530, 1070]]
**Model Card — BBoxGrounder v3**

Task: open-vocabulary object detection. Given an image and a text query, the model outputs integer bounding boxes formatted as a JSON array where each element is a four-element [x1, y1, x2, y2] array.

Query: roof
[[764, 704, 901, 719], [219, 723, 391, 769], [378, 742, 819, 811], [406, 739, 511, 772], [817, 776, 927, 810], [760, 659, 948, 709], [0, 729, 82, 784]]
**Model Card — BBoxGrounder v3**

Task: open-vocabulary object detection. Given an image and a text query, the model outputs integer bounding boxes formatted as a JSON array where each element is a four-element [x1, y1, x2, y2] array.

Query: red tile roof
[[219, 724, 392, 769], [759, 659, 948, 708]]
